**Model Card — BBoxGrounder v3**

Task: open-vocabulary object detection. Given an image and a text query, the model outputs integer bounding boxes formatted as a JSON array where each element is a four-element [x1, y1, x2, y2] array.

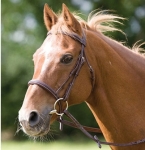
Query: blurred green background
[[2, 0, 145, 149]]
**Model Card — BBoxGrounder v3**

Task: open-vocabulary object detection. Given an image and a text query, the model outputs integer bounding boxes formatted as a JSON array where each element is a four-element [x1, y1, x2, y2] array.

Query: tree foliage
[[2, 0, 145, 139]]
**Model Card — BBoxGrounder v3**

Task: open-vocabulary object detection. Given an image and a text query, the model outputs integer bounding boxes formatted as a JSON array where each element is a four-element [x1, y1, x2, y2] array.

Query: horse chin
[[23, 127, 50, 138]]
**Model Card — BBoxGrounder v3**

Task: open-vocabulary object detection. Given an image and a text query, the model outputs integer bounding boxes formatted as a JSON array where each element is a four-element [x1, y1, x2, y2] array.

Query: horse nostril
[[29, 111, 40, 127]]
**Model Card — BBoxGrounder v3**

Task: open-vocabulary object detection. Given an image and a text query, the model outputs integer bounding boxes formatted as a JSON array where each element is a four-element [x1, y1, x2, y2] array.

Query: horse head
[[18, 4, 93, 137]]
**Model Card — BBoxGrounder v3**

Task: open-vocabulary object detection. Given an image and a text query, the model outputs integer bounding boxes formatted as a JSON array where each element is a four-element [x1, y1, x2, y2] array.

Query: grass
[[2, 140, 110, 150]]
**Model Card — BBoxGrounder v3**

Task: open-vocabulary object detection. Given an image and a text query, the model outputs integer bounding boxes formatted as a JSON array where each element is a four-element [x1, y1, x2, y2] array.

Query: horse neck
[[85, 30, 145, 148]]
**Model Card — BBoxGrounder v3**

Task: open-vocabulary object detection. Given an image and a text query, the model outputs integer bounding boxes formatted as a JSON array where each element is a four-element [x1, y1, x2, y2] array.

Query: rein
[[28, 30, 145, 148]]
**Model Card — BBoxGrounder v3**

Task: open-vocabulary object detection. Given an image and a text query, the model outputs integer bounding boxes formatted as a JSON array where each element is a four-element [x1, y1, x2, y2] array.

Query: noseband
[[28, 30, 145, 148]]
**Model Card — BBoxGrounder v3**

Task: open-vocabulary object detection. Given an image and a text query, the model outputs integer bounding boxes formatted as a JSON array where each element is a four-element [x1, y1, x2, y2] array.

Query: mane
[[51, 10, 145, 56], [87, 10, 125, 33]]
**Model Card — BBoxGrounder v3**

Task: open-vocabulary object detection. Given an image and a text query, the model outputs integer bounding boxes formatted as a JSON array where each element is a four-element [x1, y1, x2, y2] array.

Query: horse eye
[[60, 54, 73, 64]]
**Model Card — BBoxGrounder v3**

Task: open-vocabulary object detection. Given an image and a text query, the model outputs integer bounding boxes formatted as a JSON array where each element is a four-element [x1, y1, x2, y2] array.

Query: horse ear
[[62, 4, 82, 35], [44, 4, 58, 31]]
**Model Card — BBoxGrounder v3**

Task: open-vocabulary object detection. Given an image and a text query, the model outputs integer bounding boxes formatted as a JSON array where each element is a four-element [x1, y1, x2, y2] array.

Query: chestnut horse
[[18, 4, 145, 150]]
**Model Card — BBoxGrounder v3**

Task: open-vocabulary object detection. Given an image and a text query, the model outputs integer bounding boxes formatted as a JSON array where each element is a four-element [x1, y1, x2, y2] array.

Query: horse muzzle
[[18, 109, 52, 137]]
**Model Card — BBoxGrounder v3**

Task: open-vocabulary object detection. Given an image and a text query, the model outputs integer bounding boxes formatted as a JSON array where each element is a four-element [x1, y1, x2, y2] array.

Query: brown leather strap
[[63, 110, 102, 148], [57, 118, 102, 133], [61, 110, 145, 148], [28, 80, 59, 99]]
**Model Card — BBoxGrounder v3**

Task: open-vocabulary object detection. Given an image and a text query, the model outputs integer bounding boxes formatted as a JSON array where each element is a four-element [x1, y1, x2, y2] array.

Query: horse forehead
[[43, 34, 78, 50], [34, 34, 80, 58]]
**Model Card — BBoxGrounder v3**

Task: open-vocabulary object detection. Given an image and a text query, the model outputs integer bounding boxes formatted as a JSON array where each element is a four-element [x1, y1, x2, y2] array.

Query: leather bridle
[[29, 30, 94, 101], [28, 30, 145, 148]]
